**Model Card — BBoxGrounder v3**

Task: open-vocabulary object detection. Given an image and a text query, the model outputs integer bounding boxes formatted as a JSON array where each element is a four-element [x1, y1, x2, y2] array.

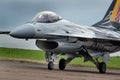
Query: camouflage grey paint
[[10, 19, 120, 53]]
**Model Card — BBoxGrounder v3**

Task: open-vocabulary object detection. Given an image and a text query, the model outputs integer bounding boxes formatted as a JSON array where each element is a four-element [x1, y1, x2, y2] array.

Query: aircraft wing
[[45, 30, 120, 42]]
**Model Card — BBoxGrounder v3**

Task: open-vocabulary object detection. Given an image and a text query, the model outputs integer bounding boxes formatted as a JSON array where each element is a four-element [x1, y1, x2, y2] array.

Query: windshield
[[32, 11, 62, 23]]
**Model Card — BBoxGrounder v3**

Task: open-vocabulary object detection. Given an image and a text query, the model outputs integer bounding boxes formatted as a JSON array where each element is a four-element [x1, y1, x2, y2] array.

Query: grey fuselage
[[10, 19, 120, 54]]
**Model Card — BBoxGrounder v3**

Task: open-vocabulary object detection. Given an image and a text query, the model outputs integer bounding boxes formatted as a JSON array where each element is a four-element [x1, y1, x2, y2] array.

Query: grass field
[[0, 47, 120, 69]]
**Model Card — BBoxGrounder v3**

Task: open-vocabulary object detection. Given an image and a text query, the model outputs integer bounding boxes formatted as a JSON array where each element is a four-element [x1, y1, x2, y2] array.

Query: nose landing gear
[[48, 61, 54, 70]]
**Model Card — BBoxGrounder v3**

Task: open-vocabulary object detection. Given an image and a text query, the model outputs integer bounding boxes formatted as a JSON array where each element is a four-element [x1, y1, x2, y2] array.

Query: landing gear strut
[[79, 47, 107, 74], [59, 58, 66, 70], [91, 59, 106, 73], [46, 52, 56, 70], [59, 56, 74, 70]]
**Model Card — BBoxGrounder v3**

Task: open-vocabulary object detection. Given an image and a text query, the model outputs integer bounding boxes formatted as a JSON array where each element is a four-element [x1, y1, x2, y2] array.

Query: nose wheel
[[48, 61, 54, 70], [59, 58, 66, 70]]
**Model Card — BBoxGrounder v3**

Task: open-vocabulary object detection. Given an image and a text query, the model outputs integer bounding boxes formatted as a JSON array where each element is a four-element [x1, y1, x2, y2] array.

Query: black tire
[[59, 58, 66, 70], [98, 62, 106, 73], [48, 61, 54, 70]]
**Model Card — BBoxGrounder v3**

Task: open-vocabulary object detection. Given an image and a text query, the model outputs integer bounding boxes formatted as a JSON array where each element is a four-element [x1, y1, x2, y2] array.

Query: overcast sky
[[0, 0, 119, 56]]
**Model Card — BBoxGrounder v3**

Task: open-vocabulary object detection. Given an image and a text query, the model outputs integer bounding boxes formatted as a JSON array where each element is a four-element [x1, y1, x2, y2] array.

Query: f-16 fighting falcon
[[0, 0, 120, 73]]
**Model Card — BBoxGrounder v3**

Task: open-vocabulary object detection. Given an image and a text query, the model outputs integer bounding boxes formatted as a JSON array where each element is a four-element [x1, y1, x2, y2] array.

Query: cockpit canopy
[[32, 11, 62, 23]]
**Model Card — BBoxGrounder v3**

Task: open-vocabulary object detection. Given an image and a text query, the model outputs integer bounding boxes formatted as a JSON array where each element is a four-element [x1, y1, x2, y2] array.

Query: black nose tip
[[10, 24, 35, 38]]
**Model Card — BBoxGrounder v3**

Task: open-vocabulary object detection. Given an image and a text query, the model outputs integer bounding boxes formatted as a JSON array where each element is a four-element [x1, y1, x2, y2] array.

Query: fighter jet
[[1, 0, 120, 73]]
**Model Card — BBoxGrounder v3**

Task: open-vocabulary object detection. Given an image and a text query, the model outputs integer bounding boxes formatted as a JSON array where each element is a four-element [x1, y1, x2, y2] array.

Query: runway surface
[[0, 61, 120, 80]]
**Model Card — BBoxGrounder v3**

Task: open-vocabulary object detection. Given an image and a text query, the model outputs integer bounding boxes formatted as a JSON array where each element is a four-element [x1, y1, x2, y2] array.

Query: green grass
[[0, 47, 45, 61], [0, 47, 120, 69], [70, 57, 120, 69], [107, 57, 120, 69]]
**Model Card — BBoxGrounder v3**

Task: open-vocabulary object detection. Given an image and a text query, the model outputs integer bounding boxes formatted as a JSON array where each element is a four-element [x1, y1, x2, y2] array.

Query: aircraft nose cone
[[10, 24, 35, 39]]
